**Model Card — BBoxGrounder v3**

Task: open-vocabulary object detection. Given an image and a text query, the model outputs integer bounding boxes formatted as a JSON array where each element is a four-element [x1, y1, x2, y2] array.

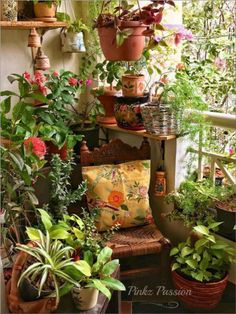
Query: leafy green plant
[[16, 211, 83, 306], [56, 13, 89, 33], [48, 154, 87, 219], [170, 223, 236, 282], [165, 179, 218, 226], [65, 246, 126, 300]]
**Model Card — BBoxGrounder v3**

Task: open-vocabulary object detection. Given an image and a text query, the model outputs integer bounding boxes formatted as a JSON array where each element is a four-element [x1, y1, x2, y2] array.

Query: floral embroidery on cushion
[[82, 160, 152, 231], [108, 191, 124, 207]]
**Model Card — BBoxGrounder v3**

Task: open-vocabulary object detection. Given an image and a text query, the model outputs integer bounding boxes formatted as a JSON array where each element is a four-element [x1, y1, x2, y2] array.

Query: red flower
[[53, 71, 59, 77], [146, 214, 155, 224], [24, 137, 46, 159], [69, 77, 78, 86], [229, 148, 235, 156], [23, 71, 31, 80], [38, 84, 47, 96], [79, 80, 84, 85], [34, 71, 45, 83], [160, 76, 169, 85]]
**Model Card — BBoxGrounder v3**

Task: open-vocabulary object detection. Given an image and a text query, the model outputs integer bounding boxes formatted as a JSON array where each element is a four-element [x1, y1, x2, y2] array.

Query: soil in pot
[[96, 87, 121, 125], [215, 195, 236, 241], [122, 74, 145, 97], [72, 286, 99, 311], [98, 20, 147, 61], [171, 270, 228, 310], [114, 95, 149, 130]]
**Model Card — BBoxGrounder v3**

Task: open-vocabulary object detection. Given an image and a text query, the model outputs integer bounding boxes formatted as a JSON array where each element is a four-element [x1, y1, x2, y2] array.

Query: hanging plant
[[93, 0, 176, 61]]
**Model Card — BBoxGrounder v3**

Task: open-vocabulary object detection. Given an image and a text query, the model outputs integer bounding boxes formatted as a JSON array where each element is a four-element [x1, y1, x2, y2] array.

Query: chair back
[[80, 138, 151, 166]]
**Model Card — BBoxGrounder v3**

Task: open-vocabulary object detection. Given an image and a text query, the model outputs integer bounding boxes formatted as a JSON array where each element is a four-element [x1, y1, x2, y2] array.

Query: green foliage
[[56, 13, 90, 33], [48, 154, 87, 219], [16, 230, 80, 306], [165, 179, 222, 226], [170, 223, 236, 282], [65, 246, 126, 299]]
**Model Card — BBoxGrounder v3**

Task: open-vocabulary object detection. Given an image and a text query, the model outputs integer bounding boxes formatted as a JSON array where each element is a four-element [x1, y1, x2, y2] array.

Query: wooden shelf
[[99, 123, 176, 141], [0, 21, 67, 30]]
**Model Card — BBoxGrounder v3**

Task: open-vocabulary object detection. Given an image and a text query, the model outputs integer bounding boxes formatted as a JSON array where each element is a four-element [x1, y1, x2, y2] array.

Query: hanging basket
[[140, 82, 178, 136], [61, 30, 86, 53]]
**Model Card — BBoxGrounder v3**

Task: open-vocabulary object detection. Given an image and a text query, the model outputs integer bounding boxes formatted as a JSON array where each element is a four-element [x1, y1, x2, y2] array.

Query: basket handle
[[148, 81, 164, 103]]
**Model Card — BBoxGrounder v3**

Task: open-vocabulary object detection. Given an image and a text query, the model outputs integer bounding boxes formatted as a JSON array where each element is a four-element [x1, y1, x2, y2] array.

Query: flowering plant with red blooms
[[24, 137, 46, 159]]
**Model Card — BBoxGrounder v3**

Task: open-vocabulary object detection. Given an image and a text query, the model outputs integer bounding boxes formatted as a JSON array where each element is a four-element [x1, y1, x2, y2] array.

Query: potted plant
[[92, 60, 125, 124], [94, 0, 175, 61], [68, 246, 126, 310], [32, 0, 61, 21], [170, 223, 236, 310], [6, 209, 86, 314], [165, 179, 219, 227], [69, 99, 104, 151], [57, 14, 89, 53]]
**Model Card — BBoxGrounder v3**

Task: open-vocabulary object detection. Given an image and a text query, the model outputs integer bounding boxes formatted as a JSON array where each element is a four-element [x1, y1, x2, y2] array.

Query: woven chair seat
[[108, 224, 165, 259]]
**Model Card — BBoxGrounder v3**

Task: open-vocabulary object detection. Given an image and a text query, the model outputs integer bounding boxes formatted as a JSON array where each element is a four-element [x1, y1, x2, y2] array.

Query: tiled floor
[[117, 254, 236, 314]]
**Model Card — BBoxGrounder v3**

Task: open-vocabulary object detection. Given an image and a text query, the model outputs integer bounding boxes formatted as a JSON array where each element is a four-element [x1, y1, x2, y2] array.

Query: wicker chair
[[80, 138, 170, 275]]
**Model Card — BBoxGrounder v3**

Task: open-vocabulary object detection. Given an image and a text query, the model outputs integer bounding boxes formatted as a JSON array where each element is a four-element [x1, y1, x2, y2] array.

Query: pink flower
[[146, 214, 155, 224], [174, 27, 193, 46], [34, 71, 45, 84], [139, 186, 148, 197], [86, 79, 92, 86], [68, 77, 78, 86], [53, 71, 59, 77], [23, 71, 31, 80], [24, 137, 46, 159], [38, 84, 47, 96], [176, 63, 185, 70], [228, 148, 235, 156], [214, 58, 226, 70], [160, 75, 169, 85]]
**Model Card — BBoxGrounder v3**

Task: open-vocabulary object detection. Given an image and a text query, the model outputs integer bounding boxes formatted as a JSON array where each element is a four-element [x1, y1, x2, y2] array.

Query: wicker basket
[[140, 82, 178, 136]]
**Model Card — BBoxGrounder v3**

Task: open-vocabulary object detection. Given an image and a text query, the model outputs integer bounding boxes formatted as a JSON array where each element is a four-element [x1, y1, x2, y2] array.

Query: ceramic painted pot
[[122, 74, 145, 97], [172, 270, 228, 310], [114, 95, 149, 130], [72, 287, 99, 311], [98, 21, 147, 61], [61, 31, 86, 53]]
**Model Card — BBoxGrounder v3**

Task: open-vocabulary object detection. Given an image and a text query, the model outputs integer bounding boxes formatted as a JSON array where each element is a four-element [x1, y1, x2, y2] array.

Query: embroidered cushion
[[82, 160, 153, 231]]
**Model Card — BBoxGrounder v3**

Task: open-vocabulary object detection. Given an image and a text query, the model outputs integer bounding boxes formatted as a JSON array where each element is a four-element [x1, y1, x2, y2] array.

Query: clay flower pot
[[171, 270, 228, 310], [96, 87, 120, 125], [33, 2, 56, 20], [98, 21, 147, 61], [122, 74, 145, 97], [46, 142, 68, 160]]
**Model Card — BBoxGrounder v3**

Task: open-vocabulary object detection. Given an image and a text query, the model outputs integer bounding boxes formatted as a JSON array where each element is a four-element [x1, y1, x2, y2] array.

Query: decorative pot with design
[[72, 287, 99, 311], [98, 20, 147, 61], [122, 74, 145, 97], [61, 31, 86, 53], [171, 270, 228, 310], [114, 95, 149, 130], [96, 87, 121, 125], [1, 0, 18, 21]]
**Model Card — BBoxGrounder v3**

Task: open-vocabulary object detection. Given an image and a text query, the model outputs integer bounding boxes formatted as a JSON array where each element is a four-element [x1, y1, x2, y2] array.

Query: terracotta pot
[[114, 95, 148, 130], [46, 142, 68, 160], [171, 270, 228, 310], [6, 243, 57, 314], [122, 74, 145, 97], [72, 287, 99, 311], [33, 2, 56, 18], [96, 87, 120, 125], [98, 21, 147, 61]]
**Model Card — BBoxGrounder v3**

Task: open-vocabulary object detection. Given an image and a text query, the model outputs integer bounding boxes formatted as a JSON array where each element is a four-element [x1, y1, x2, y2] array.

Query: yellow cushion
[[82, 160, 153, 231]]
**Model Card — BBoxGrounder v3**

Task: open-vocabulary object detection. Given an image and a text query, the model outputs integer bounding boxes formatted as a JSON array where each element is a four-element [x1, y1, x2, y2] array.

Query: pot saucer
[[97, 116, 117, 125], [33, 17, 57, 22]]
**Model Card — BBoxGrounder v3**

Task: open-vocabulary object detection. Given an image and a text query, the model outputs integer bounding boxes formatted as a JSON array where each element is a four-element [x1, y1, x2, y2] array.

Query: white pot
[[61, 31, 86, 53], [72, 286, 99, 311]]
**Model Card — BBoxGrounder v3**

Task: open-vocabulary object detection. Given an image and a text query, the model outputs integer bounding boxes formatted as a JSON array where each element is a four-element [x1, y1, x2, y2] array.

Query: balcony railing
[[187, 110, 236, 184]]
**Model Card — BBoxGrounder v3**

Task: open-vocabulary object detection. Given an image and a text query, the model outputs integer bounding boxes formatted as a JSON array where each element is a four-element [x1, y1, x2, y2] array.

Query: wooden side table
[[56, 267, 121, 314]]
